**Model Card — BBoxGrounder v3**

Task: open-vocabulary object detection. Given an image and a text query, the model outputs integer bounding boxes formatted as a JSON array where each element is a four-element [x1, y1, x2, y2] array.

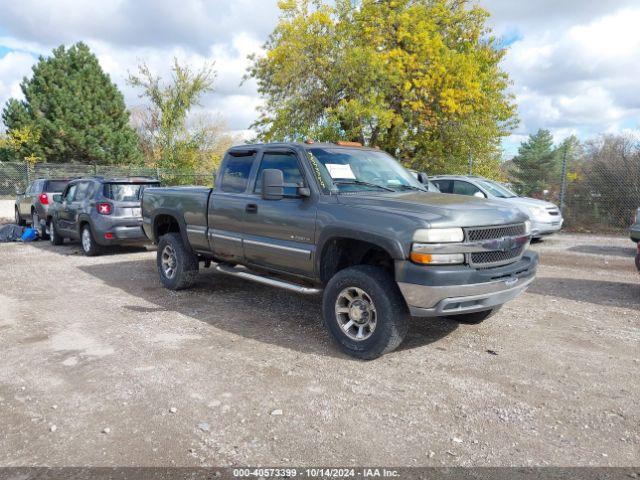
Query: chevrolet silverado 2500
[[142, 142, 538, 359]]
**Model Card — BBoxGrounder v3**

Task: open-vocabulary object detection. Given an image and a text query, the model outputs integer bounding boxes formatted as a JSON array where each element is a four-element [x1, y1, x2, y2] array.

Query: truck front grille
[[465, 223, 528, 268], [470, 245, 526, 267], [466, 223, 527, 242]]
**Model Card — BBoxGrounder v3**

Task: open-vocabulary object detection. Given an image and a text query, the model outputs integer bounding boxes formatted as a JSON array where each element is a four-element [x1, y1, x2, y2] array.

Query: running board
[[214, 264, 322, 295]]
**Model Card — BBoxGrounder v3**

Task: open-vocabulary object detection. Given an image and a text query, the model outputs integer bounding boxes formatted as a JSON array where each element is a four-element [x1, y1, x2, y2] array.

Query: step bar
[[214, 264, 322, 295]]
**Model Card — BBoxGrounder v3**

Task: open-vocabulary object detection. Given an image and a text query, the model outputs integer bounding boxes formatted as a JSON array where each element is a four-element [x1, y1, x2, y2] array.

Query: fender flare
[[315, 227, 406, 281], [150, 209, 192, 252]]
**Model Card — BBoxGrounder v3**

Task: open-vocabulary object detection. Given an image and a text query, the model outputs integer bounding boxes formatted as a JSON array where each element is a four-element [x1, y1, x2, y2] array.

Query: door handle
[[245, 203, 258, 214]]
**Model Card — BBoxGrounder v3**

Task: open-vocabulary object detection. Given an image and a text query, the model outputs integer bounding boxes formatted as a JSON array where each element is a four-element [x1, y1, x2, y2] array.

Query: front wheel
[[48, 219, 63, 245], [157, 233, 199, 290], [15, 207, 26, 226], [322, 265, 409, 360]]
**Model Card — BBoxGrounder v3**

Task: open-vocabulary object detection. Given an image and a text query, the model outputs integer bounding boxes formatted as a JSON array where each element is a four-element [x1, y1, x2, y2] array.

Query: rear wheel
[[157, 233, 199, 290], [80, 224, 102, 256], [15, 207, 26, 226], [445, 308, 498, 324], [48, 219, 63, 245], [322, 265, 409, 360], [32, 211, 47, 239]]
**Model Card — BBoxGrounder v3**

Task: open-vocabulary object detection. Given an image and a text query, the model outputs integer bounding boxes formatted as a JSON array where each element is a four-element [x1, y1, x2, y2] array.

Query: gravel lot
[[0, 233, 638, 467]]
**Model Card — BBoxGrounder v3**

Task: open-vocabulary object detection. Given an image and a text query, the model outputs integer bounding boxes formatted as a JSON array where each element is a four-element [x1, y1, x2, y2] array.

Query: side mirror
[[15, 187, 25, 195], [53, 194, 62, 203], [262, 169, 284, 200], [473, 191, 486, 199]]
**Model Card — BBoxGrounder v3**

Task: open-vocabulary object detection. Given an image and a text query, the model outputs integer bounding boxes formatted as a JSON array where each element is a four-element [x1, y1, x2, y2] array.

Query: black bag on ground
[[0, 224, 25, 243]]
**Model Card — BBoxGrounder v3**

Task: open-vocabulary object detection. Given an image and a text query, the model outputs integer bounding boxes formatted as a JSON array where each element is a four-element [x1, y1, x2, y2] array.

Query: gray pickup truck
[[142, 142, 538, 359]]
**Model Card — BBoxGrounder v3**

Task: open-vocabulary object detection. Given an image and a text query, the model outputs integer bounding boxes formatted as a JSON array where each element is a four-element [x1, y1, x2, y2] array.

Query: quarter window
[[254, 152, 304, 196], [220, 152, 256, 193]]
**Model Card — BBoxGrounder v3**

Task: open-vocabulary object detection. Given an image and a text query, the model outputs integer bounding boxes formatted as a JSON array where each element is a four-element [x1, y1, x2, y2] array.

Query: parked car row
[[16, 176, 159, 256]]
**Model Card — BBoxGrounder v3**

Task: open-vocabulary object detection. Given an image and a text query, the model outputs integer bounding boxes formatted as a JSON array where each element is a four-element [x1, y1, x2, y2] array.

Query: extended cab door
[[207, 150, 258, 263], [243, 148, 317, 277]]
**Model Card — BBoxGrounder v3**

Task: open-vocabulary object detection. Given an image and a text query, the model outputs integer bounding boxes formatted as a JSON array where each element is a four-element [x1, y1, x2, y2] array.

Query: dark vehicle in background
[[409, 170, 440, 192], [15, 178, 70, 238], [142, 142, 537, 359], [630, 208, 640, 271], [49, 176, 159, 255]]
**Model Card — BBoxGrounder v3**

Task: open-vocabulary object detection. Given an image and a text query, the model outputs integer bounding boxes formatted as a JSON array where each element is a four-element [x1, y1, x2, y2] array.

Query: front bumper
[[531, 218, 563, 236], [396, 251, 538, 317]]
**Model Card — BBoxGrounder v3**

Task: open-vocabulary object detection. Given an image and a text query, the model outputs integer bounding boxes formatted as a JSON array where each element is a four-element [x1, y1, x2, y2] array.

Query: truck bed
[[141, 186, 213, 248]]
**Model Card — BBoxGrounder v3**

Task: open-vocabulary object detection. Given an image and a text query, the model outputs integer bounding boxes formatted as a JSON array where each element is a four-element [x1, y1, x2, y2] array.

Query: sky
[[0, 0, 639, 158]]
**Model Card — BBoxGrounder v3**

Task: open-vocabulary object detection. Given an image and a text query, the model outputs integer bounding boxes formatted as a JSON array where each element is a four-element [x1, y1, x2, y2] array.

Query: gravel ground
[[0, 233, 638, 467]]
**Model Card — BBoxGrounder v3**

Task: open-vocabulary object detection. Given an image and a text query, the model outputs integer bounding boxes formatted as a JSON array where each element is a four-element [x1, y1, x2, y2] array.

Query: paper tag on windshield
[[326, 163, 356, 179]]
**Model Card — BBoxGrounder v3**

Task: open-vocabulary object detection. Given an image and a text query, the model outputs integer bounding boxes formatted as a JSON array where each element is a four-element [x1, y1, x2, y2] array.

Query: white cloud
[[0, 51, 36, 112], [481, 2, 640, 155]]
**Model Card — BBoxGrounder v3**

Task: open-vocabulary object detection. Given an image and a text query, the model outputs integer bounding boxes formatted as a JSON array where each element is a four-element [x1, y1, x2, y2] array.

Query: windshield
[[307, 147, 426, 193], [103, 183, 159, 202], [477, 179, 518, 198]]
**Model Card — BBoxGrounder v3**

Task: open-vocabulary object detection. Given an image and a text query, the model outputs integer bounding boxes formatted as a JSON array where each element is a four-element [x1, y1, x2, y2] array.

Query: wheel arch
[[316, 229, 404, 285]]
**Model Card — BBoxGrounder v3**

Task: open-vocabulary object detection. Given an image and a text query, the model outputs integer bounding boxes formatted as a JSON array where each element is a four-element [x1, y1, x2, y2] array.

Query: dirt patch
[[0, 233, 638, 467]]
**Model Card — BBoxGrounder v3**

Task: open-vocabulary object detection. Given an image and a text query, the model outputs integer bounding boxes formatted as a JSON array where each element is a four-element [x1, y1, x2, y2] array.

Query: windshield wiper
[[393, 184, 427, 192], [333, 180, 395, 192]]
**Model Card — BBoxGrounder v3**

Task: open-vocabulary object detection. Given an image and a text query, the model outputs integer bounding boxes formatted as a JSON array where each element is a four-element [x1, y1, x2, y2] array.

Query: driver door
[[243, 149, 317, 277]]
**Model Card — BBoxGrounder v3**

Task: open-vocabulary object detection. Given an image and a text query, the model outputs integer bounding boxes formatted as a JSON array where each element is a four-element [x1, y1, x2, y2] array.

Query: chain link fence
[[497, 146, 639, 234], [0, 161, 214, 199]]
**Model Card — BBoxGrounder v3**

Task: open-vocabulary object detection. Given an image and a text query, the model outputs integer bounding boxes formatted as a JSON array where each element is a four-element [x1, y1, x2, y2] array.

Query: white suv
[[431, 175, 563, 238]]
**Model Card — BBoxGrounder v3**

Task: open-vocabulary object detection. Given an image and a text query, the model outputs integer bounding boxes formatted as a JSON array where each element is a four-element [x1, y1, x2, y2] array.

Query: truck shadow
[[28, 240, 153, 256], [78, 258, 457, 359], [567, 244, 636, 258], [528, 276, 640, 308]]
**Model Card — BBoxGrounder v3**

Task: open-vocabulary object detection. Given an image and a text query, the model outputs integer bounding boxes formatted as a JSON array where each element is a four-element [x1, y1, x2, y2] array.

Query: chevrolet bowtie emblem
[[483, 236, 520, 252]]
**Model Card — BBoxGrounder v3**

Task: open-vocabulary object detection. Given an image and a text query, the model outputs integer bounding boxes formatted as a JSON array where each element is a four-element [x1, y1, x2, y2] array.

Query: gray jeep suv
[[49, 176, 160, 255]]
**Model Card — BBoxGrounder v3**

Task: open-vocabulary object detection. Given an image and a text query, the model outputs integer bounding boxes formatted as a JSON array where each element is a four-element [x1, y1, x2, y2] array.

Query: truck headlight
[[524, 220, 532, 235], [413, 227, 464, 243]]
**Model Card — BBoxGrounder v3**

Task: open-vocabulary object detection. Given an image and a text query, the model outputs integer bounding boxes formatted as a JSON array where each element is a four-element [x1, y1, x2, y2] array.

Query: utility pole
[[559, 142, 569, 212]]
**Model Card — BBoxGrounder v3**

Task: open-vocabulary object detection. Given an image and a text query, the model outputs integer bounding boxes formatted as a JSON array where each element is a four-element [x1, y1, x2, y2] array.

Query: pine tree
[[1, 42, 141, 164], [511, 129, 558, 196]]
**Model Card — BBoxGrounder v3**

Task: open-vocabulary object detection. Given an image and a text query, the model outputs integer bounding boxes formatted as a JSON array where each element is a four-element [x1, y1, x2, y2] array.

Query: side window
[[219, 153, 256, 193], [433, 180, 452, 193], [64, 184, 78, 201], [73, 182, 91, 202], [254, 152, 304, 196], [453, 180, 483, 196]]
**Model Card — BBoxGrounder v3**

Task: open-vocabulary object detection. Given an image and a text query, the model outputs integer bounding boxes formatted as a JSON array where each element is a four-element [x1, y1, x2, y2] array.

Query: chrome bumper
[[398, 269, 535, 317]]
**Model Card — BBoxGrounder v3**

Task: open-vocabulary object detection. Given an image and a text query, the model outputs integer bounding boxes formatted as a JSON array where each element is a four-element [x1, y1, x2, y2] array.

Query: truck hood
[[337, 192, 527, 228], [495, 196, 558, 210]]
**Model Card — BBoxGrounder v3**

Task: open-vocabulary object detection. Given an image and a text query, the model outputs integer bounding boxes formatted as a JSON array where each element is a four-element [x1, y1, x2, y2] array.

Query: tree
[[247, 0, 517, 173], [1, 42, 141, 165], [510, 129, 558, 196], [127, 59, 217, 170]]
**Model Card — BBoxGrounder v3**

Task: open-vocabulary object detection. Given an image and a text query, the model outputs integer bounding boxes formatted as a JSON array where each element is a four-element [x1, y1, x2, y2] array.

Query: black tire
[[445, 308, 498, 324], [322, 265, 409, 360], [32, 211, 47, 239], [49, 219, 63, 245], [15, 207, 26, 226], [80, 224, 102, 256], [157, 233, 199, 290]]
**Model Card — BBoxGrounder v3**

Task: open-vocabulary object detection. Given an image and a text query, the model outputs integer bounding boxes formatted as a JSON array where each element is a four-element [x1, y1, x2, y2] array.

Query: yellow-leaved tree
[[248, 0, 517, 175]]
